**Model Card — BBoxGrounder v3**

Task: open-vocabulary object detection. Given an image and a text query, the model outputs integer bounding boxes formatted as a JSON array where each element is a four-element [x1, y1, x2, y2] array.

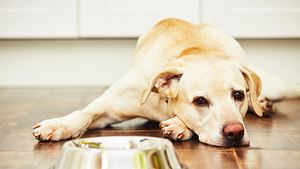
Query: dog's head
[[141, 59, 262, 146]]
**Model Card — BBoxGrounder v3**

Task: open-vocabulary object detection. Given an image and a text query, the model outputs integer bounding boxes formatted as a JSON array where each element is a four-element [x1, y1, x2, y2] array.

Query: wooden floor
[[0, 88, 300, 169]]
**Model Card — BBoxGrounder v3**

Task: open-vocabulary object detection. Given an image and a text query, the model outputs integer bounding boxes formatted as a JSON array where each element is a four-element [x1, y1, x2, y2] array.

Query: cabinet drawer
[[203, 0, 300, 38], [0, 0, 77, 38], [80, 0, 200, 37]]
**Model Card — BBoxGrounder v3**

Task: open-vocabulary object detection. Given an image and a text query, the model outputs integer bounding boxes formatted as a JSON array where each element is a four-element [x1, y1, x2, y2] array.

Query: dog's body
[[33, 18, 300, 146]]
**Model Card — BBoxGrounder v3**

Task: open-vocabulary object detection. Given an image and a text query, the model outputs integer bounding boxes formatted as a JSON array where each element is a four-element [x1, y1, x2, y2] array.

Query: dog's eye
[[193, 97, 209, 106], [232, 90, 245, 101]]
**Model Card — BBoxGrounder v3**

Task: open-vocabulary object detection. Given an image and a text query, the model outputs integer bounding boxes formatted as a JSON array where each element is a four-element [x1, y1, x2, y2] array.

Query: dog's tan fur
[[33, 18, 300, 146]]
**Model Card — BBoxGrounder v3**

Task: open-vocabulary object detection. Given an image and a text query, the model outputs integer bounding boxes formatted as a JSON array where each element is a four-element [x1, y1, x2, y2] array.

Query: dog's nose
[[222, 123, 244, 142]]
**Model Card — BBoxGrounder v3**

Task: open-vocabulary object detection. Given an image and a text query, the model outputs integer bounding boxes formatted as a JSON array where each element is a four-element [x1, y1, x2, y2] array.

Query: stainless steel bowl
[[55, 136, 183, 169]]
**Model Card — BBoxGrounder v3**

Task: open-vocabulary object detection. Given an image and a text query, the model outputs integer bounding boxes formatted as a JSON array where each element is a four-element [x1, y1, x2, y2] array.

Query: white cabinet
[[0, 0, 299, 38], [203, 0, 300, 38], [0, 0, 77, 38], [80, 0, 200, 37]]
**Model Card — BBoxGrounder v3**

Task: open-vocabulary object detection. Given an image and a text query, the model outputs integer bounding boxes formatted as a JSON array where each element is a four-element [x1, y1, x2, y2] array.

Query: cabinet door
[[0, 0, 77, 38], [203, 0, 300, 38], [80, 0, 200, 37]]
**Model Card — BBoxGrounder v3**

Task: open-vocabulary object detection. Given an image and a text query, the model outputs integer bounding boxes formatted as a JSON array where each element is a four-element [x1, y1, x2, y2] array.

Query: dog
[[33, 18, 300, 146]]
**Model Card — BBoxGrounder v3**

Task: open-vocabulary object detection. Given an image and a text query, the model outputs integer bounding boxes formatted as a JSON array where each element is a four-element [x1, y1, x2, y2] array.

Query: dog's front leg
[[32, 109, 95, 141], [32, 95, 119, 141], [33, 72, 142, 141], [160, 116, 193, 141]]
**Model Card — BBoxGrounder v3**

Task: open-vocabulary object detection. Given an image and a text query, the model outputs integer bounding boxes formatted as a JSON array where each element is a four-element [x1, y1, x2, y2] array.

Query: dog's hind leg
[[32, 72, 146, 141], [250, 65, 300, 112], [257, 69, 300, 100]]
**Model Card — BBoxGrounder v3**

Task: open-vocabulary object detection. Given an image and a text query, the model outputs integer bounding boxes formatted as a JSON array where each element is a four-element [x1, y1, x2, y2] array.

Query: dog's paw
[[32, 118, 82, 141], [259, 98, 274, 113], [159, 116, 193, 141]]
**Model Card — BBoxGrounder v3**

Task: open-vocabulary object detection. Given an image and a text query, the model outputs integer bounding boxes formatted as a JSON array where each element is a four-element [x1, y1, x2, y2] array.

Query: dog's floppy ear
[[240, 67, 263, 117], [141, 67, 183, 105]]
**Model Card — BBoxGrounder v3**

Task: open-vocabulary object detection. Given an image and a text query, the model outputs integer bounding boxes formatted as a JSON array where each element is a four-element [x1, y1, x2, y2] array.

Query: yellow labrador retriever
[[33, 18, 300, 146]]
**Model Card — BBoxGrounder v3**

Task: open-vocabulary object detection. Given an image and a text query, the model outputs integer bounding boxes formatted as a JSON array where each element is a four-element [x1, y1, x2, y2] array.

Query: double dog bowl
[[55, 136, 183, 169]]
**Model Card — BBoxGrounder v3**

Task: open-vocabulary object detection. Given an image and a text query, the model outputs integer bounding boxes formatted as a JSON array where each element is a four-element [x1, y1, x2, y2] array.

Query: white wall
[[0, 39, 135, 86], [0, 39, 299, 87]]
